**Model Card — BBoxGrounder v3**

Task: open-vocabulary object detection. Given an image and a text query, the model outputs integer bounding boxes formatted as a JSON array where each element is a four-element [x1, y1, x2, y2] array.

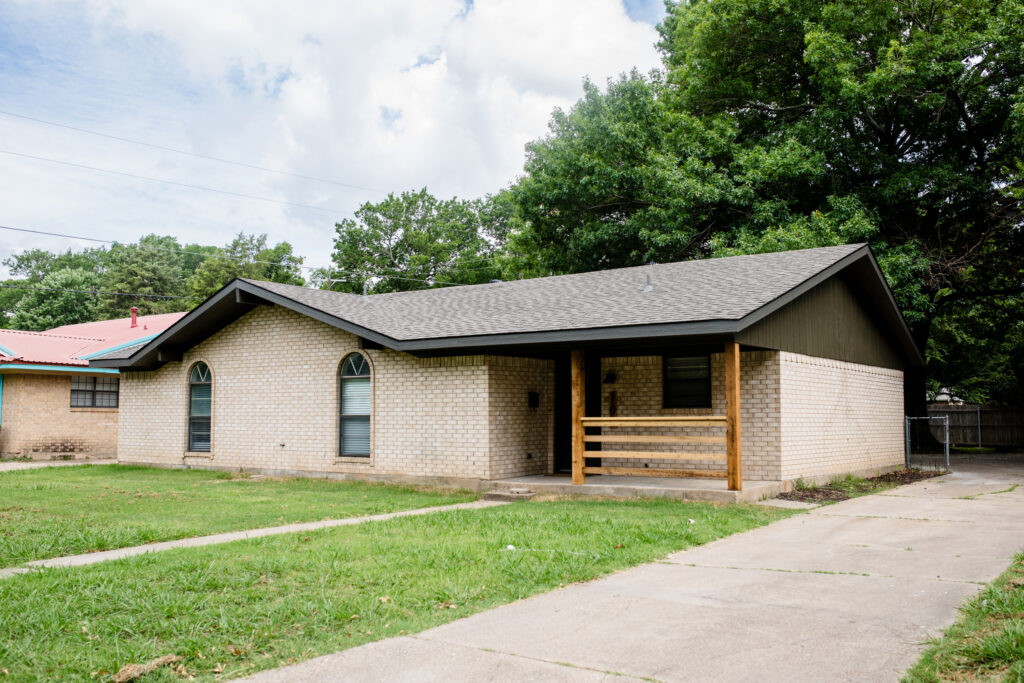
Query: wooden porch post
[[725, 341, 742, 491], [571, 349, 586, 485]]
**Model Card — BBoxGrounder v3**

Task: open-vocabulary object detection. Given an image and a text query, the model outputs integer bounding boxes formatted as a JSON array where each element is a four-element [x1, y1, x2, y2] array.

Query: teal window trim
[[78, 333, 161, 360], [0, 364, 119, 375], [0, 374, 4, 428]]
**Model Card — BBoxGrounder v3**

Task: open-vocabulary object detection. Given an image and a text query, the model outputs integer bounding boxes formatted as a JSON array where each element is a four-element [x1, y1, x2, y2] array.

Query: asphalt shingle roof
[[85, 341, 151, 361], [242, 244, 865, 342]]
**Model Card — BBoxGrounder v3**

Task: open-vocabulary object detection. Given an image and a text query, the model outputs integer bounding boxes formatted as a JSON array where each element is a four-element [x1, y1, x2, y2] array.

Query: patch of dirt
[[870, 469, 945, 486], [778, 487, 851, 503], [778, 469, 944, 503]]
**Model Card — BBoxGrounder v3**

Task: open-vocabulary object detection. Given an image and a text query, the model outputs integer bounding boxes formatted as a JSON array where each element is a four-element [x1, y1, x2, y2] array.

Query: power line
[[0, 149, 346, 215], [0, 283, 204, 300], [0, 108, 388, 194]]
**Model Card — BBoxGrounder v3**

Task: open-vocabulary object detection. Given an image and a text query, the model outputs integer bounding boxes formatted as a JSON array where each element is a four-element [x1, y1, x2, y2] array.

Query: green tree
[[1, 248, 106, 326], [328, 189, 503, 294], [510, 0, 1024, 408], [99, 235, 188, 318], [10, 268, 100, 331], [187, 233, 305, 298]]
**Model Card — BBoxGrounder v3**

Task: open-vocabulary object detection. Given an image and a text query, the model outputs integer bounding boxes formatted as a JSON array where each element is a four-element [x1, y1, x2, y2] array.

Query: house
[[90, 244, 922, 493], [0, 309, 186, 460]]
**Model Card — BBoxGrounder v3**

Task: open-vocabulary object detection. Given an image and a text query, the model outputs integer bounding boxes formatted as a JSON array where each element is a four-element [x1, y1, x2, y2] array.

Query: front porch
[[565, 342, 745, 491]]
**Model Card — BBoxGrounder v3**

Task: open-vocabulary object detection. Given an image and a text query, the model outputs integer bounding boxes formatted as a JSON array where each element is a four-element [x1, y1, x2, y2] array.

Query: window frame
[[70, 375, 119, 408], [187, 362, 212, 453], [662, 354, 712, 409], [339, 353, 372, 458]]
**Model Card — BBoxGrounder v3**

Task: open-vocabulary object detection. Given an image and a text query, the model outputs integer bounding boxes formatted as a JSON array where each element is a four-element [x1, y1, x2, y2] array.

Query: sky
[[0, 0, 665, 276]]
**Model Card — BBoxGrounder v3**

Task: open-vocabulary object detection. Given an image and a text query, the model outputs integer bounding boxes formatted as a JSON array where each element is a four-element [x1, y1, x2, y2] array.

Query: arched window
[[340, 353, 371, 456], [188, 362, 212, 452]]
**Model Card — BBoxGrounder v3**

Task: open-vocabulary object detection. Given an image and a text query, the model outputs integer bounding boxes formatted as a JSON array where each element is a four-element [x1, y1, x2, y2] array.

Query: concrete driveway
[[243, 455, 1024, 683]]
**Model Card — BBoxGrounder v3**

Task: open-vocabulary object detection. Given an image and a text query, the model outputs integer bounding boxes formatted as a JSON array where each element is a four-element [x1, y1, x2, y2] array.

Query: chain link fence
[[905, 416, 950, 471]]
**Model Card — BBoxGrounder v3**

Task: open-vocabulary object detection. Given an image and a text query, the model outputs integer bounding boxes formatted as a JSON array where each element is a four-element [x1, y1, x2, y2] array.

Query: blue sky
[[0, 1, 663, 276]]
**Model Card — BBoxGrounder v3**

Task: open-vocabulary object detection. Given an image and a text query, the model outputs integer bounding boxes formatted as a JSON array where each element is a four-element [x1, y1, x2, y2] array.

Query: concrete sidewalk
[[0, 458, 116, 472], [0, 500, 505, 579], [243, 456, 1024, 682]]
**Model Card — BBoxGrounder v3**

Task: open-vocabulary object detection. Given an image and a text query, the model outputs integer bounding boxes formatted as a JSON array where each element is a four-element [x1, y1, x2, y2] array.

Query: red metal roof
[[0, 312, 186, 368]]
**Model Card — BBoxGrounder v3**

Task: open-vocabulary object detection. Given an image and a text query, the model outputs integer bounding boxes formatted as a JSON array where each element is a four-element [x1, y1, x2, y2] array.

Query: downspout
[[0, 374, 4, 429]]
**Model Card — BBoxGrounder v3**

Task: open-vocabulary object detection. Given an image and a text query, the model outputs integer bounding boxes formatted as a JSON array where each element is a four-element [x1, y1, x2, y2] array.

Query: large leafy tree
[[1, 248, 106, 326], [187, 232, 305, 299], [9, 268, 100, 331], [328, 189, 505, 294], [100, 235, 188, 318], [511, 0, 1024, 408]]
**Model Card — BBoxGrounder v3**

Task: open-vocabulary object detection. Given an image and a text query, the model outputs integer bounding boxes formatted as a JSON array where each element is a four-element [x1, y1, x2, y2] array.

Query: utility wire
[[0, 149, 346, 214], [0, 108, 387, 194]]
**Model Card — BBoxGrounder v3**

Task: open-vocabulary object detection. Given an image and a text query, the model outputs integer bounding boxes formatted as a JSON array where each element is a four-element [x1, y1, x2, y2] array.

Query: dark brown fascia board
[[237, 281, 745, 351], [90, 279, 403, 369]]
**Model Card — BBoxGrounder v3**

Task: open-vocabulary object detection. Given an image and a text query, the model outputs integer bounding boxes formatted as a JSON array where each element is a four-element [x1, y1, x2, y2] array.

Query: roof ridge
[[249, 243, 866, 303], [0, 329, 104, 341]]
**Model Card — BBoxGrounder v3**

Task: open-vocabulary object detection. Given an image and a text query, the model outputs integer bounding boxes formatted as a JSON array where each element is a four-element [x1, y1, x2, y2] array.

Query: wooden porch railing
[[579, 416, 727, 479], [570, 342, 743, 491]]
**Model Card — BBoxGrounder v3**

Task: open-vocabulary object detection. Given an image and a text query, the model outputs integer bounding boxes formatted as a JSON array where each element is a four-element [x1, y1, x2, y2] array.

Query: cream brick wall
[[598, 352, 782, 480], [117, 305, 552, 481], [0, 373, 118, 459], [487, 356, 554, 479], [115, 304, 905, 484], [779, 351, 904, 480]]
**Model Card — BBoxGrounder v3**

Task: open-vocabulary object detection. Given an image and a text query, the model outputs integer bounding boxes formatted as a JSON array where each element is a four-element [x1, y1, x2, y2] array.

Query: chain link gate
[[905, 415, 950, 471]]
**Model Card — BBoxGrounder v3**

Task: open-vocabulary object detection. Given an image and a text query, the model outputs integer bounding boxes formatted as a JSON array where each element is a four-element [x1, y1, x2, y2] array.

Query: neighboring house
[[91, 244, 922, 490], [0, 309, 186, 460]]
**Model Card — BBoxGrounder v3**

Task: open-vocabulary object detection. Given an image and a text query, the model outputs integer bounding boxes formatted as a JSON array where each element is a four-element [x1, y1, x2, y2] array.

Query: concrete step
[[481, 488, 536, 502]]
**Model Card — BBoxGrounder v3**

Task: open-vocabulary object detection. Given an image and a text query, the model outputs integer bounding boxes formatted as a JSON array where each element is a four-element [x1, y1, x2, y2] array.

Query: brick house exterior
[[93, 245, 922, 488], [0, 312, 184, 460]]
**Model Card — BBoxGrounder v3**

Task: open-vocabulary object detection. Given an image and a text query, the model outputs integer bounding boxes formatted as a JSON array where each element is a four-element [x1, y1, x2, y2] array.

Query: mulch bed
[[778, 468, 944, 503]]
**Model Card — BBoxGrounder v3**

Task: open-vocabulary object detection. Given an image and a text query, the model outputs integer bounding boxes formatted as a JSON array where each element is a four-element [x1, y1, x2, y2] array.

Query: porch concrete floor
[[490, 474, 780, 503]]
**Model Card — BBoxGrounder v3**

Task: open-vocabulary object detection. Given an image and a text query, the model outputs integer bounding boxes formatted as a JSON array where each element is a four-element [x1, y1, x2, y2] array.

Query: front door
[[552, 351, 602, 473]]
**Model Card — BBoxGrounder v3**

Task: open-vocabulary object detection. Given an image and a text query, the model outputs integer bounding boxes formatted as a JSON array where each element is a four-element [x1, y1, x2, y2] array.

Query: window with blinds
[[340, 353, 371, 456], [70, 376, 119, 408], [188, 362, 212, 452], [663, 355, 712, 408]]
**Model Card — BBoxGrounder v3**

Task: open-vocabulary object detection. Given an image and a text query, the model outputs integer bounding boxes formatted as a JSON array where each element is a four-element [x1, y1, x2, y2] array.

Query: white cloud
[[0, 0, 661, 275]]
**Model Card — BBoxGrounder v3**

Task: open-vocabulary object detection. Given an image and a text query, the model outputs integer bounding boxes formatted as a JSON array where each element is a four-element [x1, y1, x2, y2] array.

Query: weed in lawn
[[0, 499, 794, 681]]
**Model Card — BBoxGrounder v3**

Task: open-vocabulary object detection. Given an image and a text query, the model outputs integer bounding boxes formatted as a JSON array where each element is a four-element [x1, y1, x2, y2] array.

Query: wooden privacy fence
[[927, 406, 1024, 448], [579, 416, 727, 479]]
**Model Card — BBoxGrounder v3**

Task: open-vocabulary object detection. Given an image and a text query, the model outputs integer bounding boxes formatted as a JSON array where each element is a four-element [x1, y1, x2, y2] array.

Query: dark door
[[552, 351, 603, 473]]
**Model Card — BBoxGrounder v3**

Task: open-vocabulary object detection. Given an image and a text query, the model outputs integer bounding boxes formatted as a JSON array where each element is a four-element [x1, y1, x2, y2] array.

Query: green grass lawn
[[0, 499, 795, 681], [0, 465, 474, 568], [903, 551, 1024, 682]]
